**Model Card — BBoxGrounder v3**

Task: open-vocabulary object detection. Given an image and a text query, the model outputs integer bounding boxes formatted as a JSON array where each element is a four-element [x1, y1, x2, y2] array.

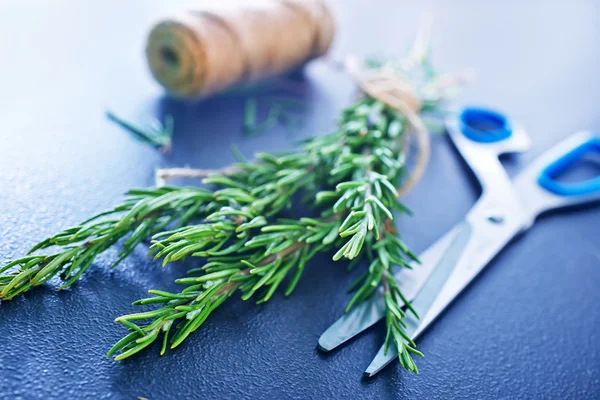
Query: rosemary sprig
[[371, 229, 423, 372], [0, 187, 212, 299], [108, 218, 338, 360]]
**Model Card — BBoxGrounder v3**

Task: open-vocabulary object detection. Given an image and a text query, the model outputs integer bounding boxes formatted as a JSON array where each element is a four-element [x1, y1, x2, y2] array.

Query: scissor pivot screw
[[487, 215, 505, 224]]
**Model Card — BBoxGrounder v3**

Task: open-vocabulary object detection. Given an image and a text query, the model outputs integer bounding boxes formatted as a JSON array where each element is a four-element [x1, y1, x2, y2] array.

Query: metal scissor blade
[[364, 221, 472, 377], [318, 293, 385, 352], [393, 223, 467, 303], [318, 223, 466, 352], [365, 203, 524, 377]]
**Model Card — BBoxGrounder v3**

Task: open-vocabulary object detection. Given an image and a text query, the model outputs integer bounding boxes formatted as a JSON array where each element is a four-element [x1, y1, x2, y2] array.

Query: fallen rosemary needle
[[106, 110, 174, 153], [1, 43, 466, 374]]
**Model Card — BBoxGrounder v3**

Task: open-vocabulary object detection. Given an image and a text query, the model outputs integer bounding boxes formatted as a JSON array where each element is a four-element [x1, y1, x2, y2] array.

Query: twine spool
[[146, 0, 335, 98]]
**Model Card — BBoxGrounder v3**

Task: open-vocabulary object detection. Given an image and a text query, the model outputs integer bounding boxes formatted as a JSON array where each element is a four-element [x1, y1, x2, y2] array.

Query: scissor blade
[[393, 223, 467, 304], [318, 294, 385, 352], [318, 223, 466, 352], [364, 221, 472, 377], [365, 205, 524, 377]]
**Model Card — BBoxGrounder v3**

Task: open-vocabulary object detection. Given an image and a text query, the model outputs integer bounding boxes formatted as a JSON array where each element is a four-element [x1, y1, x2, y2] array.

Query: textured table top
[[0, 1, 599, 399]]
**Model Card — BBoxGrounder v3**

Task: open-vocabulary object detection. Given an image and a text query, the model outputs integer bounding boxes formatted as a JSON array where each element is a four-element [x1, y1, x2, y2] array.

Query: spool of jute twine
[[146, 0, 335, 98]]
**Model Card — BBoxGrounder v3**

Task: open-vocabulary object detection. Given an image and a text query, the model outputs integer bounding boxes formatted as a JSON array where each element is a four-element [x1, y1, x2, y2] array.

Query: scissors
[[318, 106, 600, 377]]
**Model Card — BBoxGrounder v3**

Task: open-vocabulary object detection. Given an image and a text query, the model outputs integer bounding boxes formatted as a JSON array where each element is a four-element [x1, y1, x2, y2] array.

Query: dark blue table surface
[[1, 1, 599, 399]]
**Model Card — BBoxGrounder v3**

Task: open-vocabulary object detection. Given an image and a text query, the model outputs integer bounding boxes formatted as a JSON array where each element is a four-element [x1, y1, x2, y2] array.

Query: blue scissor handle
[[514, 132, 600, 221], [458, 107, 513, 143], [446, 106, 530, 196], [538, 137, 600, 196]]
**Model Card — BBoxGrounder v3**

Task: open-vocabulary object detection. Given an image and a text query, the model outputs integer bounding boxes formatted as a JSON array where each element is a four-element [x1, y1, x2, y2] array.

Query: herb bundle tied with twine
[[0, 28, 468, 374]]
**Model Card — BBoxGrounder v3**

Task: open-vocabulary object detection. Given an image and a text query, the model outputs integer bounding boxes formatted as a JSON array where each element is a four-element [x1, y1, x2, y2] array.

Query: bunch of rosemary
[[0, 46, 463, 374]]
